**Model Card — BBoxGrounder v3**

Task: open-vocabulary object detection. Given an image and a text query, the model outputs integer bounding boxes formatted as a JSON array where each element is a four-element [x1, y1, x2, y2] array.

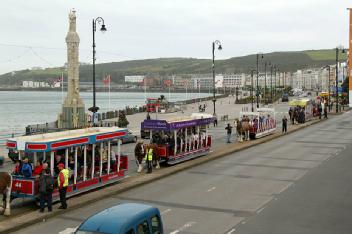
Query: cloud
[[0, 0, 350, 74]]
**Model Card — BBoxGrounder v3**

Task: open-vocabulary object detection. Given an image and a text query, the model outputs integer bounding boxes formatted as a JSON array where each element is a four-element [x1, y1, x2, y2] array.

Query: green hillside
[[0, 49, 347, 86]]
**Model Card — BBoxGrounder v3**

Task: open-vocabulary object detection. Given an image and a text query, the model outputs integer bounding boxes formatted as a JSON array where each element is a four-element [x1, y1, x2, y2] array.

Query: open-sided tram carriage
[[239, 108, 276, 139], [141, 113, 214, 165], [6, 127, 129, 202]]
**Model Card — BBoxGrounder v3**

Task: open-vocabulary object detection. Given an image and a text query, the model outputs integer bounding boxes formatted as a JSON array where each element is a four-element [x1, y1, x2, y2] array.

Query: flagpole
[[108, 75, 111, 112], [144, 78, 146, 101], [61, 72, 64, 103], [168, 84, 171, 101], [198, 80, 200, 103]]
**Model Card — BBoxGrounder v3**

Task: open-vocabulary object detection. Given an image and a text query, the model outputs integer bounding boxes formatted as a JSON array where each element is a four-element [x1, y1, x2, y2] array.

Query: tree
[[117, 111, 129, 127]]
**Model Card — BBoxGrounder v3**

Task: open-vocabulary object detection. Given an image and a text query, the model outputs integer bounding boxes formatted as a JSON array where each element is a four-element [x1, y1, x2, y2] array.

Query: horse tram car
[[141, 113, 214, 165], [238, 108, 276, 140], [5, 127, 129, 208]]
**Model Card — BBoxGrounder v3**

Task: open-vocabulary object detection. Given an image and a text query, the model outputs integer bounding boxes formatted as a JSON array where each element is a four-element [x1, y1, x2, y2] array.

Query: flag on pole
[[52, 76, 63, 85], [103, 75, 111, 86]]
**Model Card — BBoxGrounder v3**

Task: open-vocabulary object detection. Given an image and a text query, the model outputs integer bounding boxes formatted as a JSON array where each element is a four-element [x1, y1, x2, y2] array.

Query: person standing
[[282, 116, 288, 134], [225, 123, 233, 143], [323, 101, 328, 119], [144, 145, 153, 174], [21, 157, 32, 178], [38, 163, 54, 212], [57, 163, 69, 209], [213, 114, 218, 127]]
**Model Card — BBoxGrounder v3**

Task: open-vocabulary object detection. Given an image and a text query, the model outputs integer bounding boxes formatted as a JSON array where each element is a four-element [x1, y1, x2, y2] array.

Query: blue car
[[75, 203, 163, 234]]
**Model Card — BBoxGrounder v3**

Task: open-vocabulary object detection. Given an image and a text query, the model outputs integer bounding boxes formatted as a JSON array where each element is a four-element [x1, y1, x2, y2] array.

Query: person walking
[[323, 102, 328, 119], [38, 163, 54, 212], [213, 113, 218, 127], [282, 116, 288, 134], [134, 140, 144, 173], [57, 163, 69, 209], [145, 145, 153, 174], [225, 123, 233, 143]]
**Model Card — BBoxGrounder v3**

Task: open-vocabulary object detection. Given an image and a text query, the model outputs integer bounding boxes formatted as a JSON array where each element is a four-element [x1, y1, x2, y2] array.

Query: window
[[125, 229, 134, 234], [151, 216, 161, 234], [137, 220, 150, 234]]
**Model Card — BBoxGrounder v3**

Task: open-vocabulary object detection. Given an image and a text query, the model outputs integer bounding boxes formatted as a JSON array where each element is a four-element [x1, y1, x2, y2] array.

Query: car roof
[[77, 203, 159, 234]]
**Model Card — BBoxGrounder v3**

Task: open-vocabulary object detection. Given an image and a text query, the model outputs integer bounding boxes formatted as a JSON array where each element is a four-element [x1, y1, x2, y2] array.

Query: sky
[[0, 0, 350, 75]]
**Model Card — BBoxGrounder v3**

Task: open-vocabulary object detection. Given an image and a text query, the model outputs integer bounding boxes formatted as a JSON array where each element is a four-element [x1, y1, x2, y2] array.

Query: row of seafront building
[[21, 63, 347, 92], [123, 63, 347, 92]]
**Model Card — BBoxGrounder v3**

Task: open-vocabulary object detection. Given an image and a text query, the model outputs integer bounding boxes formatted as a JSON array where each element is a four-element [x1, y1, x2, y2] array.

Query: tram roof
[[141, 113, 214, 131], [7, 127, 128, 152]]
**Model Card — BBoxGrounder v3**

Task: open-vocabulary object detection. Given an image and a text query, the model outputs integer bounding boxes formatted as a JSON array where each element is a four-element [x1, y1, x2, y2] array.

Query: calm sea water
[[0, 91, 210, 139]]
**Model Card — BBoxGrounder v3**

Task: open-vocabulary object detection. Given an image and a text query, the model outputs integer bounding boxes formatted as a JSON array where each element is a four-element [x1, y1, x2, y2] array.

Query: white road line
[[207, 186, 216, 192], [227, 228, 236, 234], [161, 208, 172, 215], [169, 221, 196, 234]]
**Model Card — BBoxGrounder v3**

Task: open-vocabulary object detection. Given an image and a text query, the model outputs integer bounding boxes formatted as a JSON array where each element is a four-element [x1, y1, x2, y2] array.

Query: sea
[[0, 91, 210, 144]]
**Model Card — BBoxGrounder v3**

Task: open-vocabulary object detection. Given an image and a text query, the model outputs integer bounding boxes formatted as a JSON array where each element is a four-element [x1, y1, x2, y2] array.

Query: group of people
[[288, 106, 307, 124], [12, 157, 69, 213]]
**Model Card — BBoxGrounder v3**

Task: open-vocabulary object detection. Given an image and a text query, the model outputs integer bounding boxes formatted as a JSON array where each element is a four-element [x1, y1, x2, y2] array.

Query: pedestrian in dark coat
[[282, 116, 288, 133], [225, 123, 232, 143], [38, 163, 53, 212]]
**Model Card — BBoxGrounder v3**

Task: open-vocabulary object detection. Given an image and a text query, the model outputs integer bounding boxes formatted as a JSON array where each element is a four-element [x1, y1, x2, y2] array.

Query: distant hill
[[0, 49, 347, 86]]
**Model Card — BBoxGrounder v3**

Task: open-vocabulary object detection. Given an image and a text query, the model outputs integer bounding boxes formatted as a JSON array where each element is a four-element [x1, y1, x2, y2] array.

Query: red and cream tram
[[6, 127, 128, 202], [141, 113, 214, 164]]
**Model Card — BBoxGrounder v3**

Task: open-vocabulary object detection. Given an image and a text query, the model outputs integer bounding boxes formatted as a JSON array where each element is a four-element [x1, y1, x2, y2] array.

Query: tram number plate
[[12, 179, 34, 195]]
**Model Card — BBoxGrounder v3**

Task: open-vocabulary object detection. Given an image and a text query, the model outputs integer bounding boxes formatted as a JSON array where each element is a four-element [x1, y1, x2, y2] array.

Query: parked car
[[75, 203, 163, 234], [281, 93, 289, 102], [121, 130, 138, 144]]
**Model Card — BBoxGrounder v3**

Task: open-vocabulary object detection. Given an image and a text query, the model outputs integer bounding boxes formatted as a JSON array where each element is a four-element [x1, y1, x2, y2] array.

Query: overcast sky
[[0, 0, 350, 75]]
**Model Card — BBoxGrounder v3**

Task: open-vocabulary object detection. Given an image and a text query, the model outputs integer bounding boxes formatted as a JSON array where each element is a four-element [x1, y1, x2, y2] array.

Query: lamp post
[[323, 65, 331, 111], [335, 47, 346, 113], [256, 53, 263, 108], [212, 40, 222, 116], [270, 64, 273, 103], [250, 69, 256, 112], [88, 17, 107, 114], [264, 61, 268, 104]]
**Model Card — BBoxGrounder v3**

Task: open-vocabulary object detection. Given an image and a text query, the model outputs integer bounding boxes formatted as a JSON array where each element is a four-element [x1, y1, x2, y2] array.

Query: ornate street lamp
[[322, 65, 331, 111], [88, 17, 107, 114], [250, 69, 256, 112], [256, 53, 263, 108], [212, 40, 222, 115], [335, 47, 346, 113]]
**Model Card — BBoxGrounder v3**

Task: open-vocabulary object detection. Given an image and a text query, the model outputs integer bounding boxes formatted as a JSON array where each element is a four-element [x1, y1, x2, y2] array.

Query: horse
[[0, 172, 12, 216], [234, 119, 244, 142], [241, 118, 251, 141], [151, 144, 160, 169]]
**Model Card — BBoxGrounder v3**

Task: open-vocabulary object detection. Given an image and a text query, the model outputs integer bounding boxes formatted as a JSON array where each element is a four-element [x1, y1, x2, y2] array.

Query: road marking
[[227, 228, 236, 234], [59, 227, 78, 234], [169, 221, 196, 234], [161, 208, 172, 215], [207, 186, 216, 192]]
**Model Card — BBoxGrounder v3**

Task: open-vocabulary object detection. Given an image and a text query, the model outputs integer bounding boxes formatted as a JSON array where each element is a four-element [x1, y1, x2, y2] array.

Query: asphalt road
[[12, 109, 352, 233]]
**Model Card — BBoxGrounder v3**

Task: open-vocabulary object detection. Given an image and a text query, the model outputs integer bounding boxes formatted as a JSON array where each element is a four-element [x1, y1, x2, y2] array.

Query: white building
[[124, 75, 145, 83], [222, 74, 246, 88]]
